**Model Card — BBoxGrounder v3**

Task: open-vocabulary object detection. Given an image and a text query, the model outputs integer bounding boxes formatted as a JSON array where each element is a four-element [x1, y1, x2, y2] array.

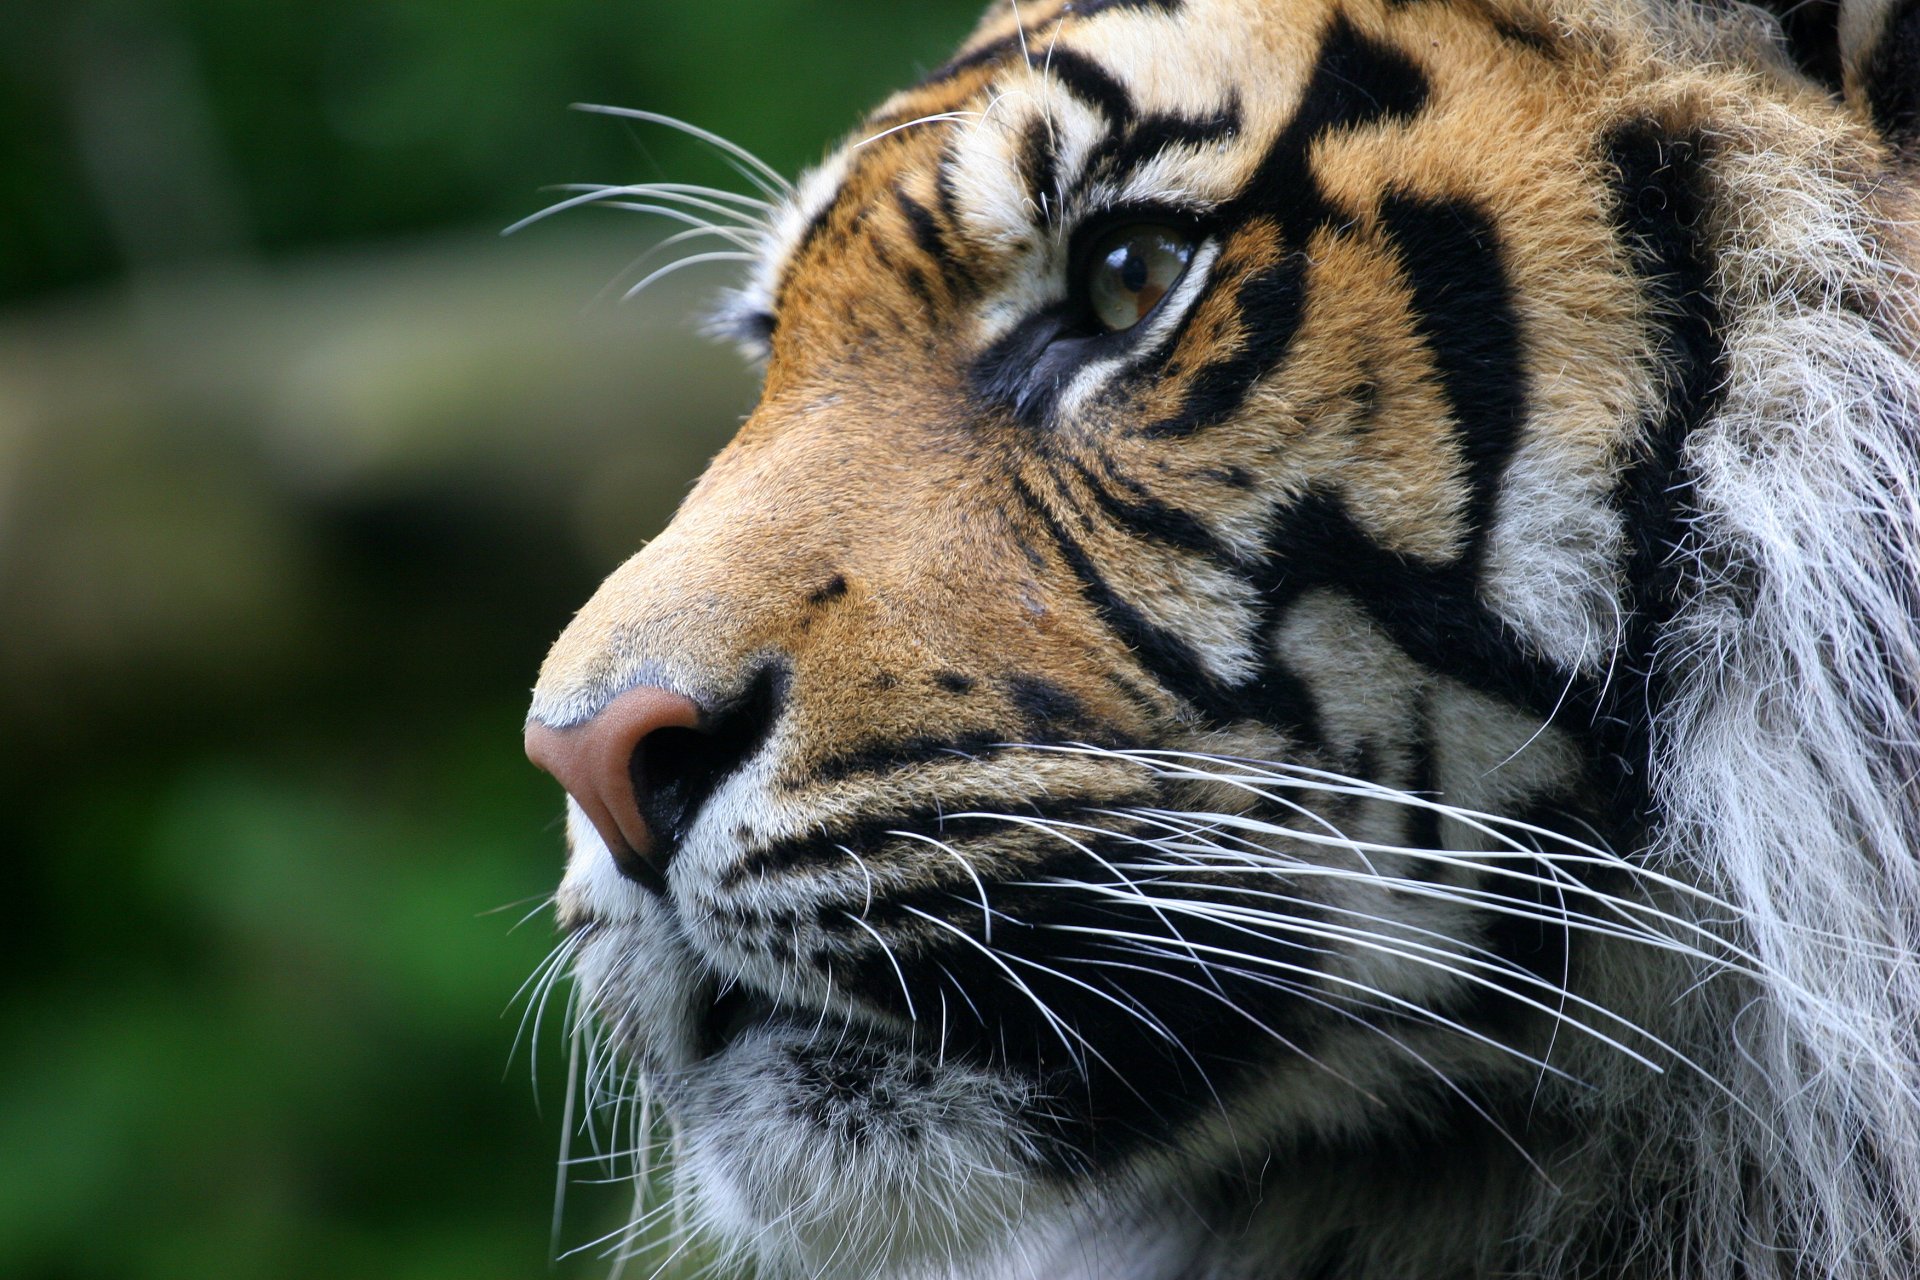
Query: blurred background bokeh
[[0, 2, 981, 1276]]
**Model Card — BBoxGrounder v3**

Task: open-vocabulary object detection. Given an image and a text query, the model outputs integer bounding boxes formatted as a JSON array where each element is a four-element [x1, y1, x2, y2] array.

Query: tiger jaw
[[557, 807, 1081, 1278]]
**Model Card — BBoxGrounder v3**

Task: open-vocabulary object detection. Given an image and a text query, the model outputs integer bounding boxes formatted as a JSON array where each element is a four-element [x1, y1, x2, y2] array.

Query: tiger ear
[[1840, 0, 1920, 152]]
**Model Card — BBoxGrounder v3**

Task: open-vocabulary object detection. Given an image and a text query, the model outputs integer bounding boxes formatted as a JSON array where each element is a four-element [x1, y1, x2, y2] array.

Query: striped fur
[[523, 1, 1920, 1276]]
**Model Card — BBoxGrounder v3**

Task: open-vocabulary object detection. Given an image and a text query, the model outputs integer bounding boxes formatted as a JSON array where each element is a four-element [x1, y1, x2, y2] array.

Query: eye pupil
[[1085, 222, 1197, 334]]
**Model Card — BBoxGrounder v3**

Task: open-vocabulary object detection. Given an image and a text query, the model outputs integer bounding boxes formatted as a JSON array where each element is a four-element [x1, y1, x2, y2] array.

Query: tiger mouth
[[698, 984, 786, 1060]]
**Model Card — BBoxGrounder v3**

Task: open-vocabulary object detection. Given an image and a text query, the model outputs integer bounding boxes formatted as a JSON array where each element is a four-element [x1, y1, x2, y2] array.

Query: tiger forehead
[[756, 0, 1570, 323], [775, 0, 1274, 276]]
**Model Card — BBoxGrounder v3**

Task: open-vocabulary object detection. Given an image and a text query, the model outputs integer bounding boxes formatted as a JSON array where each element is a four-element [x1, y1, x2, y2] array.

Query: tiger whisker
[[1061, 752, 1869, 948], [855, 110, 984, 149], [1107, 856, 1733, 969], [892, 903, 1098, 1078], [1082, 906, 1778, 1135], [569, 205, 765, 249], [592, 179, 774, 213], [553, 993, 584, 1257], [840, 910, 920, 1023], [545, 182, 773, 229], [888, 829, 999, 941], [1099, 931, 1593, 1086], [1070, 950, 1354, 1108], [557, 1187, 677, 1260], [589, 226, 767, 310], [492, 891, 559, 929], [503, 185, 751, 240], [506, 932, 581, 1078], [603, 1182, 647, 1280], [1104, 815, 1745, 961], [569, 103, 793, 197], [1035, 867, 1597, 980], [622, 251, 760, 300], [515, 955, 578, 1100], [1097, 888, 1650, 1061], [1047, 918, 1664, 1072], [971, 811, 1228, 992], [978, 805, 1749, 970], [1111, 813, 1914, 1045]]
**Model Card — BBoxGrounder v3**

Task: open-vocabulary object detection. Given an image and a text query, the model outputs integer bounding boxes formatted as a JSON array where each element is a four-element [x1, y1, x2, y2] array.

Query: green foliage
[[0, 0, 983, 301], [0, 0, 984, 1275]]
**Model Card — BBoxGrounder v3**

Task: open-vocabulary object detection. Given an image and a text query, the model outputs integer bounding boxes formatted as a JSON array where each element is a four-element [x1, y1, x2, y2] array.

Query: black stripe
[[1403, 700, 1444, 855], [933, 155, 966, 240], [805, 574, 848, 606], [806, 675, 1119, 786], [1376, 195, 1528, 564], [1131, 16, 1427, 437], [809, 732, 1006, 784], [1601, 120, 1727, 818], [1083, 102, 1242, 194], [1014, 473, 1234, 715], [911, 0, 1183, 95], [918, 34, 1022, 90], [1750, 0, 1845, 88], [1068, 456, 1236, 561], [724, 797, 1115, 889], [1018, 116, 1061, 216], [1258, 492, 1593, 730], [1226, 13, 1430, 238], [1490, 14, 1563, 57], [1004, 673, 1087, 727], [1864, 0, 1920, 146], [901, 264, 936, 316], [770, 200, 838, 317], [1017, 471, 1323, 740], [1030, 46, 1136, 123], [895, 186, 970, 296], [1067, 0, 1183, 14], [1143, 248, 1308, 437]]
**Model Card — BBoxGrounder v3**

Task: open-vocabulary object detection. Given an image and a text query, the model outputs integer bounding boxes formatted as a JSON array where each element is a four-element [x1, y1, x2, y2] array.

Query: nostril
[[631, 667, 784, 861], [633, 724, 720, 850], [524, 683, 705, 893]]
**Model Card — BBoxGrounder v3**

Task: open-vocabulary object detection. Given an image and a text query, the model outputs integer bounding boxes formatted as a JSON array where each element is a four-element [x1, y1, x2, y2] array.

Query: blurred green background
[[0, 2, 981, 1277]]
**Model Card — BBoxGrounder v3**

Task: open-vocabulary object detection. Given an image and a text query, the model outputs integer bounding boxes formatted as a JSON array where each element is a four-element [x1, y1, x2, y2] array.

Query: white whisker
[[570, 103, 793, 196], [622, 251, 759, 300], [855, 111, 984, 148]]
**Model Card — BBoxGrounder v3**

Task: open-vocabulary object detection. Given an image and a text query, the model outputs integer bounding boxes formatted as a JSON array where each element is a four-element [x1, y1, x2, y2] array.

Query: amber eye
[[1084, 223, 1197, 333]]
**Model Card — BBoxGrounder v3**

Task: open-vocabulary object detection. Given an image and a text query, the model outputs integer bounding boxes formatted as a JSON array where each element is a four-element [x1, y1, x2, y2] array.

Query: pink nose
[[524, 685, 705, 890]]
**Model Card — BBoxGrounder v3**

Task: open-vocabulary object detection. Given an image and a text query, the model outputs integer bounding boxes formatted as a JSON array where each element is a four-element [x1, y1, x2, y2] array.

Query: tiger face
[[523, 0, 1920, 1276]]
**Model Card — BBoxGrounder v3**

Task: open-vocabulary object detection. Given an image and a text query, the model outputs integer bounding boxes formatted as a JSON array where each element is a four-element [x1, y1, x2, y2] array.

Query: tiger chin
[[519, 0, 1920, 1276]]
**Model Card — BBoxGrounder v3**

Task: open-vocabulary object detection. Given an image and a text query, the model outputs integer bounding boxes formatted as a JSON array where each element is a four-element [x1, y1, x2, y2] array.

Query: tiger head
[[522, 0, 1920, 1276]]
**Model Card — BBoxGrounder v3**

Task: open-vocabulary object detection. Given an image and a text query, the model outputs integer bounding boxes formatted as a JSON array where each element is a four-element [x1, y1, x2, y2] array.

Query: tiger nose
[[524, 685, 705, 893]]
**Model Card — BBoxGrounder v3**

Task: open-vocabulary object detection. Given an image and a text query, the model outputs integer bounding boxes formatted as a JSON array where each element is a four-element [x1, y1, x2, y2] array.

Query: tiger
[[519, 0, 1920, 1276]]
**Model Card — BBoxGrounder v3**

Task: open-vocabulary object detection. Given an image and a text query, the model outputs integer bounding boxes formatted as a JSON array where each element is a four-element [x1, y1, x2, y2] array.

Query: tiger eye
[[1085, 224, 1197, 333]]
